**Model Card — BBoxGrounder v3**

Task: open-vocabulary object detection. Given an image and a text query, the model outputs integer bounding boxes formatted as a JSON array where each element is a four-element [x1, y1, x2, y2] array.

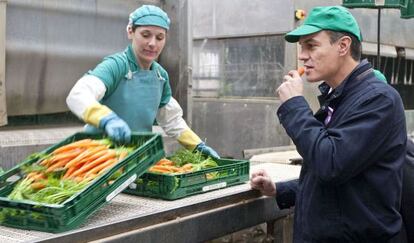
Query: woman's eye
[[140, 32, 150, 38]]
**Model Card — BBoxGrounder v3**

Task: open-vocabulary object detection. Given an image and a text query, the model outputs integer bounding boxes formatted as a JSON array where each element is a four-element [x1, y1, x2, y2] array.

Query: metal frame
[[0, 0, 7, 126], [35, 190, 292, 243]]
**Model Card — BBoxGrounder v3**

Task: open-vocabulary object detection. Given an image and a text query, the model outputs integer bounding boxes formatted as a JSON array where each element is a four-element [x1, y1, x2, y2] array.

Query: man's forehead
[[299, 31, 327, 45]]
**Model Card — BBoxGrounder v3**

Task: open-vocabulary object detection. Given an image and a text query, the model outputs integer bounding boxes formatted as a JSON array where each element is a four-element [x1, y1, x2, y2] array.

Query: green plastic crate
[[0, 132, 164, 233], [401, 0, 414, 18], [124, 158, 249, 200], [342, 0, 402, 8]]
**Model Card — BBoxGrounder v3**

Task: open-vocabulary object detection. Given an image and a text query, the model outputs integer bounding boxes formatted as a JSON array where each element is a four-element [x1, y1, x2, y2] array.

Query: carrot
[[149, 166, 170, 172], [164, 165, 182, 172], [31, 173, 46, 182], [181, 163, 193, 172], [48, 148, 85, 166], [39, 157, 54, 167], [81, 173, 98, 182], [206, 173, 216, 180], [149, 165, 176, 173], [150, 165, 171, 170], [156, 158, 174, 166], [45, 158, 72, 173], [65, 145, 109, 169], [72, 176, 85, 183], [69, 150, 116, 178], [63, 163, 84, 179], [31, 182, 46, 190], [26, 172, 38, 179], [297, 66, 305, 76], [52, 139, 94, 154], [117, 150, 129, 161], [77, 149, 110, 166], [148, 168, 170, 174], [85, 158, 117, 177]]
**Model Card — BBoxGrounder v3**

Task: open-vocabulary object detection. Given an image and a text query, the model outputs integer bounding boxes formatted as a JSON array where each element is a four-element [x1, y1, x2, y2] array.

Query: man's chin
[[306, 77, 316, 82], [305, 76, 323, 83]]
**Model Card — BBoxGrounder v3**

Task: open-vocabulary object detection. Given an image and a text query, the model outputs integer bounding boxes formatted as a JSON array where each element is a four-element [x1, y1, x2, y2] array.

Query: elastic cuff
[[98, 112, 117, 129], [83, 102, 112, 127], [177, 129, 202, 150], [275, 180, 297, 209]]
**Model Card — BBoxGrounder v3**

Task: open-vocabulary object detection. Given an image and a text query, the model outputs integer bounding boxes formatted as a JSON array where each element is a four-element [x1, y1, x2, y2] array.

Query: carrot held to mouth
[[297, 67, 305, 76]]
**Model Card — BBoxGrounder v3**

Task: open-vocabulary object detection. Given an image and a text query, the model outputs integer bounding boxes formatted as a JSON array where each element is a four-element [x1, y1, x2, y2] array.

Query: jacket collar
[[317, 59, 372, 106]]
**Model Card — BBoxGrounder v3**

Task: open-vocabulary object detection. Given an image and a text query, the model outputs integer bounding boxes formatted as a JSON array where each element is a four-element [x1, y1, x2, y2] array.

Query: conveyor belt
[[0, 163, 301, 243]]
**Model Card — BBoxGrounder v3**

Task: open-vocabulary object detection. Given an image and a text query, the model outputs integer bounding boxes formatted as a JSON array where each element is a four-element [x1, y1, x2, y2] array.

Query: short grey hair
[[325, 30, 362, 61]]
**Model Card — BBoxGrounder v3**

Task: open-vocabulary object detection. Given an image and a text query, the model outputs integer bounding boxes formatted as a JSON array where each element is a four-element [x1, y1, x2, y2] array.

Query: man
[[250, 6, 406, 242]]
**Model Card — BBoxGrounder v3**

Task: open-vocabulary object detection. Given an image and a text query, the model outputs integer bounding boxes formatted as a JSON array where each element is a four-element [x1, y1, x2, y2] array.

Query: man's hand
[[250, 169, 276, 196], [276, 69, 304, 103]]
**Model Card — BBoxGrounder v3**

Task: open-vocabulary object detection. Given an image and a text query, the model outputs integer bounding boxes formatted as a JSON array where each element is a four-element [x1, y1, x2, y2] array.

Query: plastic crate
[[124, 158, 249, 200], [401, 0, 414, 18], [342, 0, 401, 8], [0, 132, 164, 233]]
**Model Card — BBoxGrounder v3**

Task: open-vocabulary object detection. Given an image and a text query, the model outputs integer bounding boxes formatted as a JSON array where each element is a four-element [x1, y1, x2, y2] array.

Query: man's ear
[[338, 36, 352, 57]]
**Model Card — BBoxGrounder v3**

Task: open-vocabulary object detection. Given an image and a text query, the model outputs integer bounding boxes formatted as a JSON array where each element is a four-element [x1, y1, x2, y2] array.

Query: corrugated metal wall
[[4, 0, 160, 116], [2, 0, 413, 158], [0, 0, 6, 126], [190, 0, 295, 158], [189, 0, 414, 158]]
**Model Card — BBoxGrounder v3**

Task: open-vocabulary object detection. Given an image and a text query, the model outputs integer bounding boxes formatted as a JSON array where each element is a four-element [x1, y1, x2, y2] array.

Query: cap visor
[[285, 25, 322, 43]]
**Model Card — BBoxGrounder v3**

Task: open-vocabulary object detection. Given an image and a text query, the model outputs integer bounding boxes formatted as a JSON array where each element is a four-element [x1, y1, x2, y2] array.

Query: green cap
[[373, 69, 387, 83], [285, 6, 361, 43], [129, 5, 170, 30]]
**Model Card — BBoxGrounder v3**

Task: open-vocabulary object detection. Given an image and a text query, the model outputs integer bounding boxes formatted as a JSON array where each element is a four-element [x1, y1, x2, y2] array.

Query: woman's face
[[128, 25, 167, 69]]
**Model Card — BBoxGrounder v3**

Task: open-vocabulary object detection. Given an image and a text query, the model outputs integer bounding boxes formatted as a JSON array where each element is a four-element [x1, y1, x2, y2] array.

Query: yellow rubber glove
[[177, 129, 220, 158], [83, 102, 112, 127], [177, 129, 202, 150]]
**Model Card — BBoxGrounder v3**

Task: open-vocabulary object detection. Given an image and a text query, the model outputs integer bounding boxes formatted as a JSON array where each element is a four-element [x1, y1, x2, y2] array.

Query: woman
[[66, 5, 219, 158]]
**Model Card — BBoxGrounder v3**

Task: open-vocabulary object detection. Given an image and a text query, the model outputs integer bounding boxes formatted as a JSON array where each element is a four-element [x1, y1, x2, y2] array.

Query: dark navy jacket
[[402, 138, 414, 242], [275, 60, 407, 243]]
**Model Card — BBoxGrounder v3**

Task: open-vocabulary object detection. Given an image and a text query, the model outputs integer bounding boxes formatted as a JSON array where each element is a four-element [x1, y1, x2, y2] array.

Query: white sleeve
[[156, 97, 190, 138], [66, 75, 107, 119]]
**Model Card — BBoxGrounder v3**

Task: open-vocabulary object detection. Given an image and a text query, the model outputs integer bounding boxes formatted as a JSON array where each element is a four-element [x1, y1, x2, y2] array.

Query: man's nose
[[298, 50, 308, 61]]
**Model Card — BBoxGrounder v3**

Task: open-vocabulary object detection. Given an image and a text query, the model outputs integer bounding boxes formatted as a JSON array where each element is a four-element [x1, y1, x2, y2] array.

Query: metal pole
[[377, 8, 381, 69], [0, 0, 8, 126], [184, 0, 193, 126]]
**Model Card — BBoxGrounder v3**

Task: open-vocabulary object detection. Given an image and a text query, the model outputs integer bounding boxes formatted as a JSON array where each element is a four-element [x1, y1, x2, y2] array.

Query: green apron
[[85, 61, 165, 133]]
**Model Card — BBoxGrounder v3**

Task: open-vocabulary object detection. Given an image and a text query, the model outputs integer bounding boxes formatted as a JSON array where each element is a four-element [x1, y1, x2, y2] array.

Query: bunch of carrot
[[30, 138, 131, 189], [148, 158, 194, 174], [148, 149, 219, 175], [6, 138, 136, 204], [25, 172, 47, 190]]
